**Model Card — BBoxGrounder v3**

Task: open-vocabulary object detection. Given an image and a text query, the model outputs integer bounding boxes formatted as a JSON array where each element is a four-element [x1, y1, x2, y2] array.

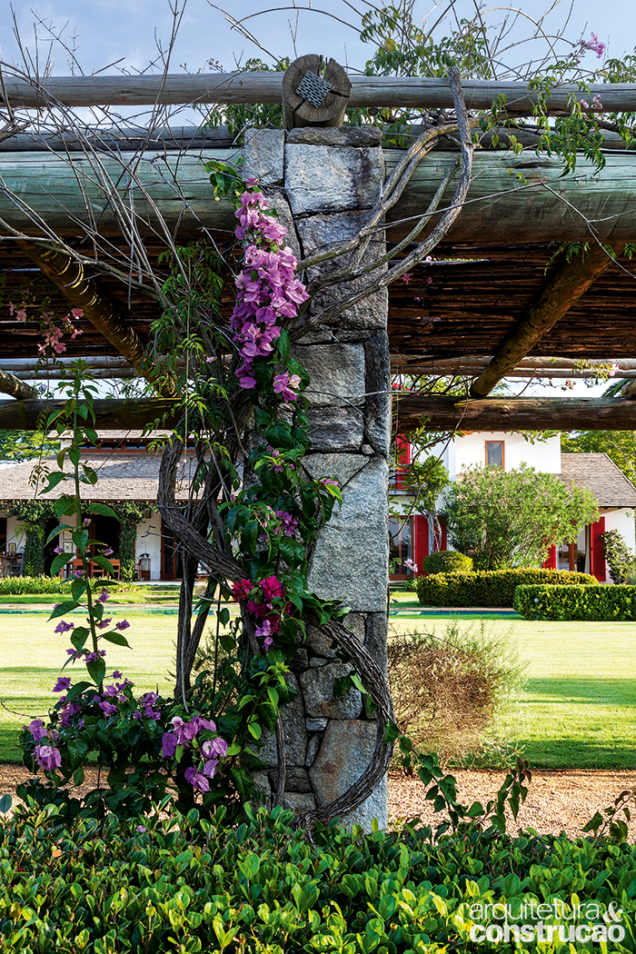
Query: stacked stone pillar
[[244, 126, 390, 829]]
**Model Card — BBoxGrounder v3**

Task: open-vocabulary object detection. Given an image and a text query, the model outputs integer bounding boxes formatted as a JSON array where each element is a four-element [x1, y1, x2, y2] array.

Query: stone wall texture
[[246, 128, 390, 831]]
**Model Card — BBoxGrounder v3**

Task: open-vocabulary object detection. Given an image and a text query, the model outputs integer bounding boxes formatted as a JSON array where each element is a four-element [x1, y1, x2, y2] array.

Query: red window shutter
[[439, 515, 447, 552], [412, 515, 429, 575], [590, 517, 606, 582], [542, 544, 557, 569]]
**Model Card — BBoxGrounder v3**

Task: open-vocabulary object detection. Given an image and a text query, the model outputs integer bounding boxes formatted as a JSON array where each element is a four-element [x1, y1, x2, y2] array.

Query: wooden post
[[282, 55, 351, 130]]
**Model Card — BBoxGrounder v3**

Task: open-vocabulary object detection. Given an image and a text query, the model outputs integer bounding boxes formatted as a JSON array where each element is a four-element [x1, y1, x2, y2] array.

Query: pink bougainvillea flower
[[34, 744, 62, 771]]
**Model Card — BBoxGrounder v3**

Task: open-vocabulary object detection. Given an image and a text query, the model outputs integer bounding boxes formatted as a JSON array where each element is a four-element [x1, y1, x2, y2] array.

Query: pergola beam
[[0, 397, 179, 430], [0, 369, 38, 401], [392, 356, 635, 378], [3, 73, 636, 115], [17, 242, 174, 397], [469, 245, 616, 398], [395, 395, 636, 432]]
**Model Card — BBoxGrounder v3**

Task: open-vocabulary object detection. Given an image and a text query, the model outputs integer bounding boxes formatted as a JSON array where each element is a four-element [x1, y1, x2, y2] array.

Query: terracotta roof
[[0, 451, 194, 504], [559, 453, 636, 508]]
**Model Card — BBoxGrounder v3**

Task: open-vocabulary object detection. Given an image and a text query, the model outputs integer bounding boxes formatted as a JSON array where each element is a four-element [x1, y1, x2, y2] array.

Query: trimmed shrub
[[388, 621, 523, 762], [0, 576, 127, 596], [416, 568, 597, 608], [422, 550, 473, 575], [515, 583, 636, 620], [0, 802, 635, 951]]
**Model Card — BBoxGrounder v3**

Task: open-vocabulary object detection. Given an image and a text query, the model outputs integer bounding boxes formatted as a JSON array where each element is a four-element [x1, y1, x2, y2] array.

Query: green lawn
[[1, 611, 636, 769], [0, 615, 178, 762], [389, 615, 636, 771]]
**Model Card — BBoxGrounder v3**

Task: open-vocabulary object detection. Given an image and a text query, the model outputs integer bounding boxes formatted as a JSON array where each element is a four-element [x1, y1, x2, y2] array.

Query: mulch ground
[[1, 764, 634, 837]]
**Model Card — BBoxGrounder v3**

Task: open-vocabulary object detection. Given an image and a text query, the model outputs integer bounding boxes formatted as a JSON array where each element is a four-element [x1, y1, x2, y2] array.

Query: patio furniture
[[137, 554, 151, 581]]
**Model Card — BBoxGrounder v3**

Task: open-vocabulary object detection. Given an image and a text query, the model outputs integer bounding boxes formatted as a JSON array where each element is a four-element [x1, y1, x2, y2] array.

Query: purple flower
[[85, 650, 106, 662], [136, 825, 147, 833], [53, 676, 71, 693], [82, 517, 91, 527], [161, 732, 178, 758], [103, 547, 114, 557], [98, 590, 110, 604], [202, 759, 219, 778], [263, 636, 274, 651], [201, 737, 228, 759], [184, 766, 210, 792], [99, 699, 118, 717], [55, 620, 74, 634], [116, 620, 130, 631], [74, 570, 83, 578], [34, 744, 62, 771], [582, 32, 606, 58], [111, 670, 122, 679], [103, 684, 119, 697], [405, 559, 418, 574], [53, 546, 64, 555], [28, 719, 48, 742], [97, 618, 112, 630]]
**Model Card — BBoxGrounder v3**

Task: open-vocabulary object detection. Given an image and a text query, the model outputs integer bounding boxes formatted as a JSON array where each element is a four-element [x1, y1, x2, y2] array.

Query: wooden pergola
[[1, 70, 636, 429]]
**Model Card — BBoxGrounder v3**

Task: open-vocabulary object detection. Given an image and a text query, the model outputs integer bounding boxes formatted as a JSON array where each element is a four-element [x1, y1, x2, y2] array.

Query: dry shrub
[[387, 621, 524, 765]]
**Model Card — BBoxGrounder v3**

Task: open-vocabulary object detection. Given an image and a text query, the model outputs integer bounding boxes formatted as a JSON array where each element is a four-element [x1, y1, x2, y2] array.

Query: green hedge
[[515, 584, 636, 620], [416, 568, 597, 608], [422, 550, 473, 575], [0, 576, 127, 596], [0, 803, 635, 951]]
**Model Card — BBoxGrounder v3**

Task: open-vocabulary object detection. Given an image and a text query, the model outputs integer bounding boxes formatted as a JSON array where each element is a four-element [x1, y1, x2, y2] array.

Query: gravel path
[[1, 764, 635, 837]]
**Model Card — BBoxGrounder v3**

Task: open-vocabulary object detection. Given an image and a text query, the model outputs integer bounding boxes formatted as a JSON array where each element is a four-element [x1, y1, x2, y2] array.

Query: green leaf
[[86, 503, 119, 519], [87, 656, 106, 687], [45, 523, 72, 545], [54, 497, 76, 518], [0, 794, 12, 814], [66, 681, 92, 702], [92, 555, 115, 574], [100, 630, 131, 648], [247, 722, 262, 740], [42, 471, 67, 494], [70, 629, 89, 651], [242, 520, 259, 556], [277, 328, 291, 364], [349, 673, 368, 695], [49, 598, 77, 620]]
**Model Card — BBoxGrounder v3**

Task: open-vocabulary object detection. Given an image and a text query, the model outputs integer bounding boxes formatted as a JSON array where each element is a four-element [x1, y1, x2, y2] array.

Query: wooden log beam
[[17, 242, 175, 397], [2, 73, 636, 115], [2, 150, 636, 245], [0, 369, 38, 400], [395, 395, 636, 432], [0, 397, 179, 430], [392, 356, 636, 374], [469, 245, 615, 398]]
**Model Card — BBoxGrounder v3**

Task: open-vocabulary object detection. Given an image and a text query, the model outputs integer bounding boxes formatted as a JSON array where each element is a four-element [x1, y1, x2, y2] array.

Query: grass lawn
[[1, 609, 635, 770], [389, 615, 636, 771], [0, 614, 179, 762]]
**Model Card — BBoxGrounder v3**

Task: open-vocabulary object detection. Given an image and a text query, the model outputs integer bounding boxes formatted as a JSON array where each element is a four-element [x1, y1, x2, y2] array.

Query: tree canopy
[[443, 463, 599, 571]]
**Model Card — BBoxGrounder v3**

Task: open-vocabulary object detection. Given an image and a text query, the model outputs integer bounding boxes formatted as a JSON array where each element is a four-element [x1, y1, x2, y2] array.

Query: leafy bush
[[515, 584, 636, 620], [422, 550, 473, 575], [416, 568, 597, 608], [600, 529, 636, 584], [387, 621, 523, 762], [0, 576, 127, 596], [0, 800, 635, 952]]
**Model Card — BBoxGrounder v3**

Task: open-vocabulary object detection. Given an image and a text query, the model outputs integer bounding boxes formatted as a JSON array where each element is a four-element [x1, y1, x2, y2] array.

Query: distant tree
[[561, 431, 636, 484], [444, 464, 599, 571], [0, 430, 59, 463]]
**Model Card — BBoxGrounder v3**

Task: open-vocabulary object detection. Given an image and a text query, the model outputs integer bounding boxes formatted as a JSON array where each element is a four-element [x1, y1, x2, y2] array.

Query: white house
[[390, 431, 636, 583]]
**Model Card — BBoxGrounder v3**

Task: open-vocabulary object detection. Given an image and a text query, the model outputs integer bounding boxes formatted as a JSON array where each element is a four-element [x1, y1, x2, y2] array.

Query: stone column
[[243, 126, 390, 830]]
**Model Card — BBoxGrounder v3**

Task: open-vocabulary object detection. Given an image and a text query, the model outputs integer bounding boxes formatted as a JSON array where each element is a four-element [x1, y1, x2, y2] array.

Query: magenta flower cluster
[[230, 186, 309, 391], [231, 575, 288, 651], [161, 714, 229, 792]]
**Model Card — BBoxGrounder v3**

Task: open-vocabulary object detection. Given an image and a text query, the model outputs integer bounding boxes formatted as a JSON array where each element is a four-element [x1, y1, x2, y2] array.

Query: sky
[[2, 0, 633, 79]]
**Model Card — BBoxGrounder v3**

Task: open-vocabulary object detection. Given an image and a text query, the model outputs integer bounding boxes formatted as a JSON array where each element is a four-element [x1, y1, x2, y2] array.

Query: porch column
[[244, 127, 390, 829]]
